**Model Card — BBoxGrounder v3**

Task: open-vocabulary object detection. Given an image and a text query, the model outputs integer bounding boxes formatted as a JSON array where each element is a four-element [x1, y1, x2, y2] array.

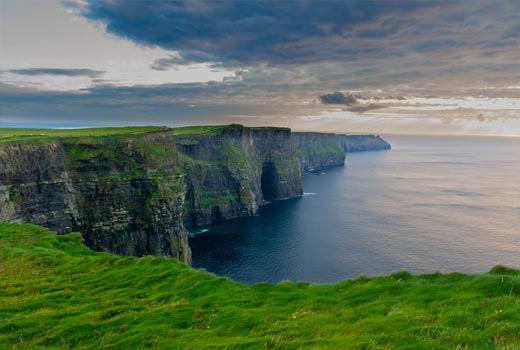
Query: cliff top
[[173, 124, 291, 137], [2, 222, 519, 349], [0, 124, 267, 144], [0, 126, 167, 145], [172, 124, 232, 136]]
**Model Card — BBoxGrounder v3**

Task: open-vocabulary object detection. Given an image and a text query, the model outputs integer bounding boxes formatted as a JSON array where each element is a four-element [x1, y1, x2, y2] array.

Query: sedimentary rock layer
[[176, 125, 303, 226], [0, 124, 391, 259], [0, 130, 191, 263]]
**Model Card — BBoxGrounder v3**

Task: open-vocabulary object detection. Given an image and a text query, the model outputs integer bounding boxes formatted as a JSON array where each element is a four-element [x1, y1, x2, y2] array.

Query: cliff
[[291, 132, 345, 171], [175, 125, 302, 226], [0, 125, 392, 258], [0, 129, 191, 263], [336, 134, 391, 152]]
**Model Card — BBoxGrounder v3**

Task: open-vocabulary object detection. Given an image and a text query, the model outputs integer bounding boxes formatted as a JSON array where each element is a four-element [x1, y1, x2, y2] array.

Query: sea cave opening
[[261, 162, 277, 201]]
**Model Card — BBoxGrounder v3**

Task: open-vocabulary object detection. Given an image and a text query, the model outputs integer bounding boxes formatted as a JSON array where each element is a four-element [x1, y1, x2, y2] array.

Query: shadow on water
[[190, 196, 305, 283]]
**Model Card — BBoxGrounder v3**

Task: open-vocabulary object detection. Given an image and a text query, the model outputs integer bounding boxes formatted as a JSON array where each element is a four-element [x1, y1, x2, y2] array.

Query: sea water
[[190, 135, 520, 283]]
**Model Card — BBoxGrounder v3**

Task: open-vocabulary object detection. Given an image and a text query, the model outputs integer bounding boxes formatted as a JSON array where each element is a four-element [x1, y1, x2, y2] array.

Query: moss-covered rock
[[176, 124, 302, 226], [291, 132, 346, 171]]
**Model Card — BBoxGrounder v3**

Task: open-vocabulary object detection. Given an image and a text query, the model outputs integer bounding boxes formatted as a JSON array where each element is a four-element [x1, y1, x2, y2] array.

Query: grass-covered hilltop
[[1, 223, 520, 349]]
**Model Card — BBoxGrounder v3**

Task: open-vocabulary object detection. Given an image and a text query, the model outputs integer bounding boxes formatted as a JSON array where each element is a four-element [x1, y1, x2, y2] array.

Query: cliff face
[[0, 131, 191, 263], [336, 134, 391, 152], [291, 132, 345, 171], [176, 125, 302, 226], [0, 125, 392, 259]]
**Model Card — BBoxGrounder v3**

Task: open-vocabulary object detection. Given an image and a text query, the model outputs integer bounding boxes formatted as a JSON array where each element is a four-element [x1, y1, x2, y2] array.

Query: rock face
[[336, 134, 391, 152], [176, 125, 303, 227], [0, 130, 191, 263], [0, 124, 392, 259], [291, 132, 345, 171]]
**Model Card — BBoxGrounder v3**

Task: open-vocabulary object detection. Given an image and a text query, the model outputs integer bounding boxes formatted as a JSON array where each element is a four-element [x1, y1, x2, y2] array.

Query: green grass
[[0, 126, 164, 144], [173, 125, 237, 146], [172, 125, 232, 136], [192, 190, 238, 209], [2, 223, 520, 349]]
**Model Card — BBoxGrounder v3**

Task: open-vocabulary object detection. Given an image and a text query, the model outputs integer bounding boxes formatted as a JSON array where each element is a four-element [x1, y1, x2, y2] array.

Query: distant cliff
[[175, 124, 302, 226], [336, 134, 391, 152], [291, 132, 345, 171], [0, 130, 191, 263], [0, 125, 391, 259]]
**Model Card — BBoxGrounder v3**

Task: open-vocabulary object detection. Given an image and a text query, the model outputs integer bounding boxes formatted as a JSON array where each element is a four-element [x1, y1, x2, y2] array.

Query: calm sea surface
[[190, 135, 520, 283]]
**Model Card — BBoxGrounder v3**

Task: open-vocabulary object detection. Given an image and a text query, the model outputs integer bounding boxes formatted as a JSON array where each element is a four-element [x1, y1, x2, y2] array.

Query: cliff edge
[[336, 134, 391, 152], [0, 125, 391, 259], [291, 132, 345, 171], [175, 124, 302, 226], [0, 129, 191, 263]]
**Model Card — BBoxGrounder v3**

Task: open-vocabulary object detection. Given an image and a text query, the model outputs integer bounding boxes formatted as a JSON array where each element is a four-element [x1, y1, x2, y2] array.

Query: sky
[[1, 0, 520, 136]]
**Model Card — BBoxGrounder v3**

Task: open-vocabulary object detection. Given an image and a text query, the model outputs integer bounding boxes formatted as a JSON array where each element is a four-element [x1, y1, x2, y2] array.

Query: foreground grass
[[1, 224, 520, 349]]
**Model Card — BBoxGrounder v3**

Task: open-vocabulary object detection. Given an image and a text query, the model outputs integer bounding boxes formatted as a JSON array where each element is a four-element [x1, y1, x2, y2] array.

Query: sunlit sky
[[1, 0, 520, 136]]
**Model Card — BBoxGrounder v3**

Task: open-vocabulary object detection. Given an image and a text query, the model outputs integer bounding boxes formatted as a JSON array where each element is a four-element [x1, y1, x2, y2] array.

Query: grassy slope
[[0, 126, 164, 144], [1, 224, 520, 350]]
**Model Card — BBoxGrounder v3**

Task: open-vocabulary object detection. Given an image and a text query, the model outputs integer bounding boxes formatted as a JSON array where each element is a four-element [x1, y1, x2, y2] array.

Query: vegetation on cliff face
[[2, 223, 520, 350], [336, 134, 391, 152], [0, 128, 190, 262], [291, 132, 345, 171], [175, 125, 302, 227], [0, 125, 391, 261]]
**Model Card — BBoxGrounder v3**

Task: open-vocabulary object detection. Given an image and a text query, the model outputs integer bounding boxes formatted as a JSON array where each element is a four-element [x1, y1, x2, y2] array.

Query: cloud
[[320, 92, 359, 106], [7, 68, 104, 78], [71, 0, 520, 93], [151, 52, 219, 70], [61, 0, 83, 10], [79, 0, 451, 66], [349, 104, 386, 113], [0, 80, 323, 129], [2, 0, 520, 136], [408, 39, 465, 53]]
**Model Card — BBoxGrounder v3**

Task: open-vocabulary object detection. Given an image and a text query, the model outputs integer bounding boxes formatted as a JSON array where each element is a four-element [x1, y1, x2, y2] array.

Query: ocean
[[190, 135, 520, 283]]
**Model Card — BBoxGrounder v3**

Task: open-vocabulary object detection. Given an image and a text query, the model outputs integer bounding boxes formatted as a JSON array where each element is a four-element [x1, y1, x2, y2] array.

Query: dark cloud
[[349, 104, 385, 113], [320, 92, 359, 106], [1, 78, 519, 135], [74, 0, 520, 94], [0, 81, 321, 128], [2, 0, 520, 135], [80, 0, 452, 66], [151, 52, 218, 70], [7, 68, 104, 78], [408, 39, 465, 53], [503, 24, 520, 38]]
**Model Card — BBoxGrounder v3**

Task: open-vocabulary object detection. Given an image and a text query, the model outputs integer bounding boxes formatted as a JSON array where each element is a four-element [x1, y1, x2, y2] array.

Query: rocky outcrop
[[176, 125, 302, 226], [291, 132, 345, 171], [336, 134, 391, 152], [0, 130, 191, 263]]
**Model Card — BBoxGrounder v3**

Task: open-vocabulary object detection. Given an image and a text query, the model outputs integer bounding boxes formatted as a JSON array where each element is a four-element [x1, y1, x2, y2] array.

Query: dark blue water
[[190, 135, 520, 283]]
